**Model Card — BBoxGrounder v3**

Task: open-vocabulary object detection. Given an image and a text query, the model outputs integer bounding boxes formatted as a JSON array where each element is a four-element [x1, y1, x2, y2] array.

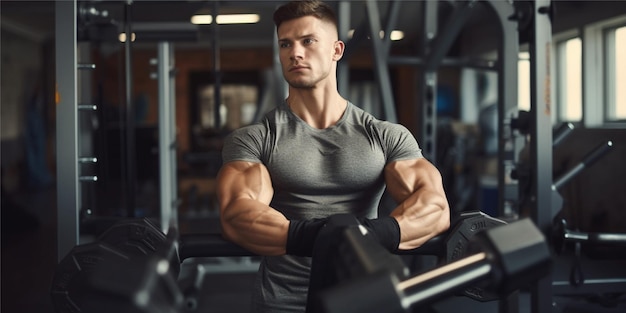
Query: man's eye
[[279, 42, 290, 48], [303, 38, 315, 45]]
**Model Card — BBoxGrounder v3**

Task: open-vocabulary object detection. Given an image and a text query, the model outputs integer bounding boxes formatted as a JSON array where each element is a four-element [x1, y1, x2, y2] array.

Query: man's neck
[[287, 89, 346, 129]]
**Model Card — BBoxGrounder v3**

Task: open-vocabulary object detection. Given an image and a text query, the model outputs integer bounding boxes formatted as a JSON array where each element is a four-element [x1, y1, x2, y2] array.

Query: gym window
[[556, 37, 582, 123], [518, 51, 531, 113], [582, 14, 626, 127], [604, 25, 626, 122]]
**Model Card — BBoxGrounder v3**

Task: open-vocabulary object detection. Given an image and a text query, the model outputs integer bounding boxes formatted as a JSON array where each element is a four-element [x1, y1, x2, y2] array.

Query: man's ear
[[332, 40, 345, 61]]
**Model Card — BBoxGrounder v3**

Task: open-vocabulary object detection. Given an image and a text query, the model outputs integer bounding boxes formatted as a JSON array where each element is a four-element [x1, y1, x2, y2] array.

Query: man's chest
[[266, 132, 386, 193]]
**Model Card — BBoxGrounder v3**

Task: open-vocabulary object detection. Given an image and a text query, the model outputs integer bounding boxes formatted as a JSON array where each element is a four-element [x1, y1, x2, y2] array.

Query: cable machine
[[55, 0, 179, 259]]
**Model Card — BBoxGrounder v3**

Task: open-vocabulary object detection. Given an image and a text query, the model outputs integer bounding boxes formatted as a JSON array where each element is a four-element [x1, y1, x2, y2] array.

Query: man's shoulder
[[347, 103, 408, 131]]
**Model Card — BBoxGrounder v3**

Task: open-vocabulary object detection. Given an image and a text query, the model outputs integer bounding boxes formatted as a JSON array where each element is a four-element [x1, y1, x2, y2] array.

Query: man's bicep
[[217, 161, 274, 210], [384, 158, 444, 203]]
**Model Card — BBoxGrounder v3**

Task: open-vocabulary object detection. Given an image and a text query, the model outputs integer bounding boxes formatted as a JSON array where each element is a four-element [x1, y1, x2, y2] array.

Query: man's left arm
[[384, 158, 450, 250]]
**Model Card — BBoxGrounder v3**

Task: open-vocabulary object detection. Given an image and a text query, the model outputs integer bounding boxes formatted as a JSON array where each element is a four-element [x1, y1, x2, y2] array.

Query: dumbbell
[[50, 218, 251, 313], [50, 218, 182, 313], [81, 227, 184, 313], [398, 210, 507, 301], [314, 218, 552, 313]]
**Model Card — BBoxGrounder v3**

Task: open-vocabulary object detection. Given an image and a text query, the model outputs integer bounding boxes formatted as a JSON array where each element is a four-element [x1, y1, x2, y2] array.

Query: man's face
[[277, 16, 343, 89]]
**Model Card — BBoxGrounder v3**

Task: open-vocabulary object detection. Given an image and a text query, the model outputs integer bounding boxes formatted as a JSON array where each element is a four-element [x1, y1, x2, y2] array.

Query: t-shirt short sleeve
[[376, 121, 423, 164], [221, 124, 266, 164]]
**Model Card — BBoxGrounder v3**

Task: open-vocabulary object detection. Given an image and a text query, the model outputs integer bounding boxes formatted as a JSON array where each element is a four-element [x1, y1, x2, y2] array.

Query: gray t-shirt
[[222, 102, 423, 313]]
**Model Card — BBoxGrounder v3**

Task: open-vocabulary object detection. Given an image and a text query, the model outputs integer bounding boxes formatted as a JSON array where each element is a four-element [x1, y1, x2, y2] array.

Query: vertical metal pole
[[420, 0, 438, 162], [168, 45, 178, 230], [212, 1, 221, 129], [272, 30, 287, 102], [365, 0, 397, 123], [124, 1, 136, 216], [480, 4, 523, 312], [337, 1, 350, 97], [56, 0, 80, 261], [158, 42, 177, 232], [529, 1, 554, 312], [487, 0, 521, 219]]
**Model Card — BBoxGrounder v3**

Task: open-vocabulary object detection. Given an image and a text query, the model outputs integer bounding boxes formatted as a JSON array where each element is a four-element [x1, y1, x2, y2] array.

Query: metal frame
[[419, 0, 439, 162], [55, 0, 80, 261], [528, 1, 555, 312], [364, 0, 398, 123], [157, 42, 178, 233]]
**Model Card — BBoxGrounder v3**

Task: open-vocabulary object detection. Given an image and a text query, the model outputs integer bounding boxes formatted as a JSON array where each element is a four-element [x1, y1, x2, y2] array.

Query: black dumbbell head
[[470, 218, 552, 295]]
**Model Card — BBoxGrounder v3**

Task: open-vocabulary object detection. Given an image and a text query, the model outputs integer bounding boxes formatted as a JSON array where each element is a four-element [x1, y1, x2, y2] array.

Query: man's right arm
[[216, 161, 289, 256]]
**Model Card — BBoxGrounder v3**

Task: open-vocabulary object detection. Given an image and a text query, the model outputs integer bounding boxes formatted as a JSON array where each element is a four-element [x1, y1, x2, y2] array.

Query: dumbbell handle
[[398, 252, 491, 308], [318, 252, 492, 313]]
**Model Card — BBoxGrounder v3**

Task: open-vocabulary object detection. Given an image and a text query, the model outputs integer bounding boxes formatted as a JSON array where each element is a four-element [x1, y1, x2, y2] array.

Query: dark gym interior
[[2, 1, 625, 313]]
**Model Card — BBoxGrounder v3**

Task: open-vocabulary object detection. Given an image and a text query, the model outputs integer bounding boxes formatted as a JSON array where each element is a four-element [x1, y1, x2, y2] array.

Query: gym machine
[[51, 211, 512, 313], [55, 0, 179, 262], [513, 105, 626, 311]]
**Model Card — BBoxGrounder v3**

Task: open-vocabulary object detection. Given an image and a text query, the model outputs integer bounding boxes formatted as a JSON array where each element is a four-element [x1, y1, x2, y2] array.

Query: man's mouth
[[289, 65, 308, 72]]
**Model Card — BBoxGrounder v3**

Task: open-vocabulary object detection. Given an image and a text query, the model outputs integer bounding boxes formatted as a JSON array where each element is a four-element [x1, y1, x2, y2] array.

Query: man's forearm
[[220, 199, 290, 256]]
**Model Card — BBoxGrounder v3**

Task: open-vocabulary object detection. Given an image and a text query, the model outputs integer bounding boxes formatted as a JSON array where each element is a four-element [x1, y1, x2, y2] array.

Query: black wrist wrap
[[286, 219, 327, 257], [359, 216, 401, 252]]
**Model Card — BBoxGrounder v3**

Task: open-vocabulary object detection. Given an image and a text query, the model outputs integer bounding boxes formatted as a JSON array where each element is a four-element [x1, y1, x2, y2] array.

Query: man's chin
[[288, 80, 315, 89]]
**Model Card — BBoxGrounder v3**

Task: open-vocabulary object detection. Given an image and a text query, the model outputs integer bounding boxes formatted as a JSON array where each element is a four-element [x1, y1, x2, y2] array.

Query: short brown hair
[[273, 0, 338, 30]]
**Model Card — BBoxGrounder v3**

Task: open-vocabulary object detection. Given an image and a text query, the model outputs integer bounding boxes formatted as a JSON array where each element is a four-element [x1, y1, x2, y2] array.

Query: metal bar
[[388, 56, 497, 70], [419, 0, 438, 162], [553, 278, 626, 295], [528, 1, 554, 313], [400, 253, 491, 308], [55, 0, 80, 262], [423, 0, 477, 72], [79, 176, 98, 182], [552, 141, 613, 190], [484, 3, 523, 311], [78, 157, 98, 163], [552, 122, 574, 147], [337, 1, 350, 96], [77, 63, 96, 70], [343, 19, 369, 60], [487, 0, 520, 219], [212, 1, 221, 129], [124, 1, 136, 216], [158, 42, 177, 232], [77, 104, 97, 110], [365, 0, 397, 123], [381, 0, 401, 55], [272, 28, 287, 104]]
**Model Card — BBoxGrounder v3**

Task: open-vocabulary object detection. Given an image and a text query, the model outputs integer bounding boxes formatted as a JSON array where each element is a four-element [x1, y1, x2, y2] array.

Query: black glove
[[358, 216, 401, 252], [286, 218, 327, 256]]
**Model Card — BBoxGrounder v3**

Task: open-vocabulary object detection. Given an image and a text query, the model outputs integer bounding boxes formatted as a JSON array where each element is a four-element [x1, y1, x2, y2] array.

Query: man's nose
[[289, 43, 304, 60]]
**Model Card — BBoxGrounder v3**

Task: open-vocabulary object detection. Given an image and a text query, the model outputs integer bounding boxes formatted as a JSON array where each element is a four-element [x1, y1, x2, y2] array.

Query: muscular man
[[217, 1, 450, 312]]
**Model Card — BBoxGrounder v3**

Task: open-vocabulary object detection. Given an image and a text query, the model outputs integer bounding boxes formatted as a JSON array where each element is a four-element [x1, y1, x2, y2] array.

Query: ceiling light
[[118, 32, 136, 42], [379, 30, 404, 41], [191, 15, 212, 25], [387, 30, 404, 41], [191, 14, 260, 25], [347, 29, 404, 41], [217, 14, 260, 24]]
